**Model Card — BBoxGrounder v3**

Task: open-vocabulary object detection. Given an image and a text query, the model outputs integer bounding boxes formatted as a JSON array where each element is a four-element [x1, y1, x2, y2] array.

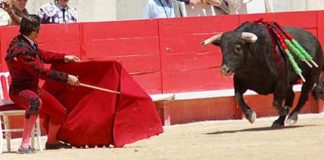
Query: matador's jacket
[[5, 34, 68, 123]]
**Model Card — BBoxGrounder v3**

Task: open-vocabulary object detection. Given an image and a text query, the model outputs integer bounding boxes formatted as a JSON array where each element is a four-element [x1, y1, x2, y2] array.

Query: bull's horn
[[202, 33, 222, 46], [241, 32, 258, 43]]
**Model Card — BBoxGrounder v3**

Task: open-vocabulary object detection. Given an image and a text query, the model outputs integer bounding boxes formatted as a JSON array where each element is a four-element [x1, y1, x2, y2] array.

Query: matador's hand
[[67, 75, 80, 86], [64, 55, 81, 63]]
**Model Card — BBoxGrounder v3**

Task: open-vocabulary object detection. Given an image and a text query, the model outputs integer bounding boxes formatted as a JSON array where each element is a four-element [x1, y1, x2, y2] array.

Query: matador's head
[[20, 14, 41, 36]]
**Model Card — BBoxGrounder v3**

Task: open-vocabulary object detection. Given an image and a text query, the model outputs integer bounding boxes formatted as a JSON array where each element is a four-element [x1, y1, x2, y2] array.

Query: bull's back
[[285, 27, 323, 61], [284, 27, 324, 82], [234, 24, 323, 94]]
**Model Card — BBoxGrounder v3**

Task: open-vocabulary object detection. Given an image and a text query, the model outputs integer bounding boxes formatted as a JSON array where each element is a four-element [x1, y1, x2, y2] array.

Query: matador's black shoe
[[45, 142, 72, 150], [17, 146, 36, 154]]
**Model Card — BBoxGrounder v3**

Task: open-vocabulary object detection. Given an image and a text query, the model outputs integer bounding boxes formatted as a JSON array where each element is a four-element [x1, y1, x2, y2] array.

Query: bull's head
[[202, 32, 258, 76]]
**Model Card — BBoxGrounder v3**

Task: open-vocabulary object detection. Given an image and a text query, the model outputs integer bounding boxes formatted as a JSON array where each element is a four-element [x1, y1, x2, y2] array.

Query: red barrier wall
[[81, 21, 162, 94], [1, 11, 324, 94], [1, 11, 324, 128], [159, 16, 238, 93]]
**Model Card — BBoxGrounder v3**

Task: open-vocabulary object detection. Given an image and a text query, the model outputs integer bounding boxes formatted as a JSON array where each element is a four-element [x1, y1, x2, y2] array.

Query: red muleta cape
[[42, 61, 163, 147]]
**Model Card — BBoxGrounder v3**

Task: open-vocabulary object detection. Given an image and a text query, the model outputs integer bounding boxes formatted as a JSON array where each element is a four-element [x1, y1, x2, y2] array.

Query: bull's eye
[[234, 45, 242, 54]]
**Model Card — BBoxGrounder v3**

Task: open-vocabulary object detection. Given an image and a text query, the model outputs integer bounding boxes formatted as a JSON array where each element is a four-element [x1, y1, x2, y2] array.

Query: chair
[[0, 72, 43, 153]]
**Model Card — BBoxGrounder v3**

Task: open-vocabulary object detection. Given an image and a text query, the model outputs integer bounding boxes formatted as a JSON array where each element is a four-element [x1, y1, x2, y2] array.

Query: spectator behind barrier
[[178, 0, 230, 17], [181, 0, 230, 17], [144, 0, 182, 19], [178, 0, 222, 6], [38, 0, 77, 24], [0, 0, 29, 25], [208, 0, 230, 15], [143, 0, 207, 18]]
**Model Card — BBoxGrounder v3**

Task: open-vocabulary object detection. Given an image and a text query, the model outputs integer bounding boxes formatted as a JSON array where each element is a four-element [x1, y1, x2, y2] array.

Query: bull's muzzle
[[220, 65, 234, 76]]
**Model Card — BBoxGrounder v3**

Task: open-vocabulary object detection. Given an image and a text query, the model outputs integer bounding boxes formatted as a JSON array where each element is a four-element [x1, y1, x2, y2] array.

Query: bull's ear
[[202, 33, 222, 46]]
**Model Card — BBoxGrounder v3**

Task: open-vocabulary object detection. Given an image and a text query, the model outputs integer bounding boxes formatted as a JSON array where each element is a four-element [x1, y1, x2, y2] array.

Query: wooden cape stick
[[80, 83, 120, 94]]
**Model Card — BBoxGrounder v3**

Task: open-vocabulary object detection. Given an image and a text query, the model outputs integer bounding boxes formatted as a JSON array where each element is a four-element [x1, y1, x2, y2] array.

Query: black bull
[[202, 22, 324, 128]]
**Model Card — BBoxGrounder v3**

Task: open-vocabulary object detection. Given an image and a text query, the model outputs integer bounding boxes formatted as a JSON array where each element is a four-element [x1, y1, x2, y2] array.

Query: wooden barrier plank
[[38, 23, 81, 58], [243, 92, 317, 118], [83, 20, 159, 38], [126, 60, 162, 94], [38, 42, 80, 56], [81, 20, 162, 93], [164, 50, 221, 71], [158, 16, 239, 93], [166, 97, 237, 125], [159, 16, 240, 36], [81, 21, 161, 71], [244, 95, 279, 118], [0, 26, 19, 71], [132, 72, 162, 94], [156, 90, 318, 126], [38, 24, 81, 43], [318, 101, 324, 113], [84, 37, 159, 58], [318, 11, 324, 48], [163, 68, 233, 92], [85, 54, 161, 73], [0, 26, 19, 42], [158, 16, 239, 54], [82, 20, 160, 58]]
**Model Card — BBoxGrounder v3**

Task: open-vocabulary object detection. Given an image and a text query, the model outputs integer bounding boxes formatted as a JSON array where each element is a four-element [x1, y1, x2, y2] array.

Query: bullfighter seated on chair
[[5, 14, 80, 154]]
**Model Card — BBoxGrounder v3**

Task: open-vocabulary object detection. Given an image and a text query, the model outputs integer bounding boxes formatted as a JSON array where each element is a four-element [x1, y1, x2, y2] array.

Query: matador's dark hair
[[19, 14, 41, 36]]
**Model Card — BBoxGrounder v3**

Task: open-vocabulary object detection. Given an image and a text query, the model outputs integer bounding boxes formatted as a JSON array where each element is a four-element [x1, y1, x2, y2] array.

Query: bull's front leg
[[234, 79, 256, 124], [272, 82, 289, 128]]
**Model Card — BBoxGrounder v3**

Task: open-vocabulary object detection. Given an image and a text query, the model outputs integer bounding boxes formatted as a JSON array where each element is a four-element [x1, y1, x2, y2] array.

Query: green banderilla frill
[[291, 39, 318, 67], [284, 48, 305, 82], [284, 39, 312, 68]]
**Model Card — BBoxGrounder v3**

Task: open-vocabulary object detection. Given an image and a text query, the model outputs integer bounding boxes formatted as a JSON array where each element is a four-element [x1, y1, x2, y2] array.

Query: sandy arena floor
[[1, 113, 324, 160]]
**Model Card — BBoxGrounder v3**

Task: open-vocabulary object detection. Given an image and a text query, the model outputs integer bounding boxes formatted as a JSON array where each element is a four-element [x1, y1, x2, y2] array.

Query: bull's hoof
[[271, 119, 284, 128], [286, 112, 298, 125], [245, 110, 256, 124], [271, 121, 284, 128]]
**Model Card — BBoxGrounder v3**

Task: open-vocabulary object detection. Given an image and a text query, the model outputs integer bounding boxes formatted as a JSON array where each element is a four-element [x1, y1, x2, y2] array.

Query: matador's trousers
[[10, 88, 66, 126]]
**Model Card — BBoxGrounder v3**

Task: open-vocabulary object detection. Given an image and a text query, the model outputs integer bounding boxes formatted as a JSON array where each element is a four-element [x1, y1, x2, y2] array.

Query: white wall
[[245, 0, 266, 13], [306, 0, 324, 10], [117, 0, 148, 20], [270, 0, 324, 12]]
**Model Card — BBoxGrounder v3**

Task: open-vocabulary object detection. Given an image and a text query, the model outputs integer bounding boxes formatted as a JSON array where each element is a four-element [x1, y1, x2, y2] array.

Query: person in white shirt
[[38, 0, 77, 24], [143, 0, 176, 19]]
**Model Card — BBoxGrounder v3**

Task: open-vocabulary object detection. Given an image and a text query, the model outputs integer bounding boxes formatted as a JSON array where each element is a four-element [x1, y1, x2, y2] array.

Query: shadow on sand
[[206, 125, 317, 135]]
